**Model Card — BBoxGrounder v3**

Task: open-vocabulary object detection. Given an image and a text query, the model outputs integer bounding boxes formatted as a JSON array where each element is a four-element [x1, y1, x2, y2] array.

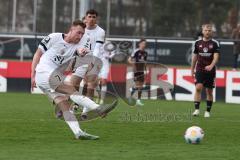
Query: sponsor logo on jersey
[[203, 47, 208, 52], [199, 52, 212, 57]]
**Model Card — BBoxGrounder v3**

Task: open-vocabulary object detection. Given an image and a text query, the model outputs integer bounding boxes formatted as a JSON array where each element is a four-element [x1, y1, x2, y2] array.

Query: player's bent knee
[[100, 79, 107, 85], [136, 82, 144, 87], [54, 96, 69, 105], [87, 80, 98, 88], [195, 84, 203, 91], [70, 75, 82, 90], [86, 75, 98, 82], [195, 88, 202, 93], [206, 89, 213, 96]]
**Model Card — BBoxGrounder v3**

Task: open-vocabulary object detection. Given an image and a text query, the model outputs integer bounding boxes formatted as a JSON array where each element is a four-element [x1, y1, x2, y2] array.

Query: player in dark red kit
[[128, 38, 148, 106], [191, 24, 220, 118]]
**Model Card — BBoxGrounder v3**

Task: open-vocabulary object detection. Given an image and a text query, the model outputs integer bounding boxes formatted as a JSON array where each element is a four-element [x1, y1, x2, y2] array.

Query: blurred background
[[0, 0, 239, 103], [1, 0, 239, 37], [0, 0, 239, 66]]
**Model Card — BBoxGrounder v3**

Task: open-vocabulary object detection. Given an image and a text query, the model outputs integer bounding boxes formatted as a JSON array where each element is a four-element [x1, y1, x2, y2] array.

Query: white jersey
[[98, 44, 116, 79], [85, 25, 105, 58], [36, 32, 90, 73], [71, 25, 107, 79], [99, 57, 110, 79]]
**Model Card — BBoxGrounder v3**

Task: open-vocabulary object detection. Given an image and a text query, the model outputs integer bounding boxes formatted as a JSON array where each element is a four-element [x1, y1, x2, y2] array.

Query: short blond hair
[[202, 24, 213, 29]]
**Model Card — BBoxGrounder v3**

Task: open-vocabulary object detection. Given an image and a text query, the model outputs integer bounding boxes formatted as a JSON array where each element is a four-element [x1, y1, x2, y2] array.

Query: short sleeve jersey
[[36, 33, 91, 73], [85, 25, 105, 58], [131, 49, 148, 72], [193, 38, 220, 73]]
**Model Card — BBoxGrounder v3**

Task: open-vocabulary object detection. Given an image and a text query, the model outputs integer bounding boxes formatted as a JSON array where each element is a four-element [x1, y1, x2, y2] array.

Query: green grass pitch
[[0, 93, 239, 160]]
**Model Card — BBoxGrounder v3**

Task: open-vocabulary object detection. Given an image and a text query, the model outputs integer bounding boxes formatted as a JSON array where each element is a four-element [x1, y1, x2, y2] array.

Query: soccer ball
[[184, 126, 204, 144]]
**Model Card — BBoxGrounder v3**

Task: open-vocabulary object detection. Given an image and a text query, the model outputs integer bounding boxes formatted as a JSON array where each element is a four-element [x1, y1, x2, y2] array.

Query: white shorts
[[99, 58, 110, 79], [35, 70, 66, 101], [72, 64, 89, 78], [72, 55, 103, 78]]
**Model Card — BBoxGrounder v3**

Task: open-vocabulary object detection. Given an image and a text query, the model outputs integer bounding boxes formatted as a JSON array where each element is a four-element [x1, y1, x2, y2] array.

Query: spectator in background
[[231, 25, 240, 70]]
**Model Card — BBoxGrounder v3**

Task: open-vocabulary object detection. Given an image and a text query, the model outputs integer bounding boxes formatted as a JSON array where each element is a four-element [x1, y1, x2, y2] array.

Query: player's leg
[[193, 83, 203, 116], [98, 62, 109, 104], [86, 80, 97, 99], [83, 74, 98, 99], [55, 96, 99, 140], [69, 56, 116, 120], [136, 72, 145, 106], [53, 57, 116, 120], [204, 88, 213, 118], [49, 70, 100, 115], [135, 80, 144, 106], [71, 61, 89, 92], [68, 74, 84, 111], [130, 86, 138, 96], [203, 72, 215, 118], [130, 72, 138, 96], [99, 78, 107, 104], [55, 83, 99, 113], [130, 72, 141, 97], [128, 72, 143, 106], [70, 70, 99, 115], [70, 74, 83, 91], [54, 97, 82, 136], [36, 71, 98, 139], [98, 59, 109, 104], [85, 57, 103, 99], [193, 72, 203, 116], [56, 77, 117, 121], [82, 82, 88, 96], [52, 94, 68, 119]]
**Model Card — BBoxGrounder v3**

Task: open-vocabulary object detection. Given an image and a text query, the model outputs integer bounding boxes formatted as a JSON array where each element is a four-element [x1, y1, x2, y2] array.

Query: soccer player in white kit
[[81, 9, 106, 100], [31, 20, 100, 140], [98, 42, 116, 104]]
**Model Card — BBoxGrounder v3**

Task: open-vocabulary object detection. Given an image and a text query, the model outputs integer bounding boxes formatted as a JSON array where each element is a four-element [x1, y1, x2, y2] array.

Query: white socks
[[63, 111, 83, 136], [70, 92, 99, 111], [79, 80, 85, 93], [100, 85, 107, 101]]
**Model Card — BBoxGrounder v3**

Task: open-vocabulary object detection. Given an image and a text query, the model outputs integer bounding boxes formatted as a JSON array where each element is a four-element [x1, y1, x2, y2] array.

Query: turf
[[0, 92, 239, 160]]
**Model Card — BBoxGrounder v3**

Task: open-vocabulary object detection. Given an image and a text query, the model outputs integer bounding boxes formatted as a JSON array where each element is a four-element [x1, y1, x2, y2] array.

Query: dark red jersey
[[193, 38, 220, 73], [131, 49, 148, 72]]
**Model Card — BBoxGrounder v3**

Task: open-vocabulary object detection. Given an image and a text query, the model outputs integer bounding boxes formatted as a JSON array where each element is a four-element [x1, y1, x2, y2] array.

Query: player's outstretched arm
[[31, 48, 43, 90]]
